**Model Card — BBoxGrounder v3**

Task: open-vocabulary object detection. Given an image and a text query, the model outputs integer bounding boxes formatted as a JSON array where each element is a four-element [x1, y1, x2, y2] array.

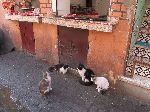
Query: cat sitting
[[49, 63, 69, 74], [103, 70, 120, 89], [91, 76, 109, 94], [77, 64, 95, 82], [39, 71, 52, 96]]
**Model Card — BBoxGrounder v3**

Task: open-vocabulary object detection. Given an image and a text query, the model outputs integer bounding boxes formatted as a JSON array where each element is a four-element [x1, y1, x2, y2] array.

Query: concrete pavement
[[0, 51, 150, 112]]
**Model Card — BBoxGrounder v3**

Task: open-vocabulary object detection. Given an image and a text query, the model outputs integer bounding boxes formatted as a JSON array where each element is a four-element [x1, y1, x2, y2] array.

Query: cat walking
[[49, 63, 69, 74]]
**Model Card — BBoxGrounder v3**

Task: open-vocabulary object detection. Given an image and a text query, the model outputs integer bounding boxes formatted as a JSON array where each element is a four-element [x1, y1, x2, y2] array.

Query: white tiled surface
[[120, 75, 150, 90]]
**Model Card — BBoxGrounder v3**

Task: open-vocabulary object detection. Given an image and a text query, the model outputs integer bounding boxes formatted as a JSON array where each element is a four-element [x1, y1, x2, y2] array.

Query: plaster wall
[[0, 4, 22, 51], [87, 20, 130, 76], [33, 23, 59, 64]]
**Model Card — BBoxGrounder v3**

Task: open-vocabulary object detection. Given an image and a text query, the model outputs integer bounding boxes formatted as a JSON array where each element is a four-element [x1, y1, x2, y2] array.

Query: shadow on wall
[[0, 26, 15, 55]]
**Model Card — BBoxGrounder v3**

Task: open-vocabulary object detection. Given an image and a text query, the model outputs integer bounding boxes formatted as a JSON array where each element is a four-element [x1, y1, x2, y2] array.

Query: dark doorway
[[19, 22, 35, 54], [58, 26, 89, 68], [86, 0, 92, 7]]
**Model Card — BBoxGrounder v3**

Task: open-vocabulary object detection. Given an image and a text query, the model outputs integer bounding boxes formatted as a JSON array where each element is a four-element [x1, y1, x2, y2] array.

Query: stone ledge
[[120, 76, 150, 90], [5, 14, 42, 23], [4, 14, 119, 32], [42, 17, 119, 32]]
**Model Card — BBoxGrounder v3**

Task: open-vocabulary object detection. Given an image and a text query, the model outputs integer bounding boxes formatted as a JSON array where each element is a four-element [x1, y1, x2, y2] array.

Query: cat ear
[[46, 71, 50, 76], [42, 71, 45, 76], [42, 71, 47, 78]]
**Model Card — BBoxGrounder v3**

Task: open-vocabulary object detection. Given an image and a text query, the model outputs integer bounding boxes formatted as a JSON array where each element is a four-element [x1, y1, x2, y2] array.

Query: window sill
[[42, 17, 119, 32], [5, 14, 42, 23]]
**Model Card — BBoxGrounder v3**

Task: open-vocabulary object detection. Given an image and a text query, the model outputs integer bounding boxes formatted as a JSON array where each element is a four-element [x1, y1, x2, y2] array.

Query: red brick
[[111, 11, 122, 17], [46, 3, 52, 8], [48, 0, 52, 3], [112, 0, 118, 2], [111, 3, 121, 11], [122, 12, 127, 18], [43, 13, 47, 16], [40, 8, 50, 14], [40, 4, 47, 8], [121, 4, 127, 11], [118, 0, 126, 2], [39, 0, 49, 3]]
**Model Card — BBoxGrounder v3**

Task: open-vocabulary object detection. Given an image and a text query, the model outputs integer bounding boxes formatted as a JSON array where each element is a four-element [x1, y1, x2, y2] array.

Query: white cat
[[39, 71, 52, 96], [91, 77, 109, 94]]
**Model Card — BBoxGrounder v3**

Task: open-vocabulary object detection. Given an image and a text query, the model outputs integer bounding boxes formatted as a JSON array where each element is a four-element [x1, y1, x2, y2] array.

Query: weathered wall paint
[[0, 2, 58, 64], [130, 0, 146, 48], [33, 23, 59, 64], [0, 0, 135, 77], [0, 5, 22, 51], [87, 20, 130, 76]]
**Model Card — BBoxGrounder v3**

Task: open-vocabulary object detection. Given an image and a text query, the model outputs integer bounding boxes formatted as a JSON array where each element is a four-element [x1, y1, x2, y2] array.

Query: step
[[120, 75, 150, 90]]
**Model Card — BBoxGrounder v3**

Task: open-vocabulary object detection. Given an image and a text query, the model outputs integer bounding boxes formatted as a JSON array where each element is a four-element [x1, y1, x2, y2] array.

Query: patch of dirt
[[0, 85, 29, 112]]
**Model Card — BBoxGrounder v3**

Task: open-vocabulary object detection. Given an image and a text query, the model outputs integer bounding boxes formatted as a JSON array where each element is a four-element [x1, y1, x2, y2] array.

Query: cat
[[59, 65, 69, 74], [49, 64, 69, 74], [91, 76, 109, 94], [39, 71, 52, 96], [104, 70, 120, 86], [48, 64, 64, 72], [77, 64, 95, 82]]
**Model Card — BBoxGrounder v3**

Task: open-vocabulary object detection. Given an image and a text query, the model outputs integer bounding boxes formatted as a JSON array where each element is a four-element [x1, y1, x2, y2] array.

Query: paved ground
[[0, 51, 150, 112]]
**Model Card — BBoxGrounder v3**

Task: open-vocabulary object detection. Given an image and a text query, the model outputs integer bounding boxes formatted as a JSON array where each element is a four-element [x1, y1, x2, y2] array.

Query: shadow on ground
[[0, 85, 29, 112]]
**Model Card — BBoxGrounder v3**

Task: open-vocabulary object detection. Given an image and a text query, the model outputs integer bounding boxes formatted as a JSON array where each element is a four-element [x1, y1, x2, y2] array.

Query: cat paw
[[85, 79, 89, 82], [98, 89, 101, 93], [81, 78, 85, 81]]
